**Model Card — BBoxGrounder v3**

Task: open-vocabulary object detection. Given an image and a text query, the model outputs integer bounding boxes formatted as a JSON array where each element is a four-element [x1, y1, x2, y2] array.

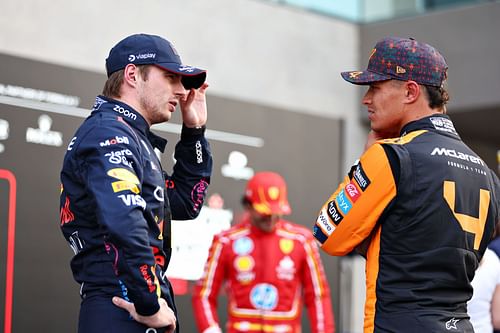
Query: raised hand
[[179, 83, 209, 128]]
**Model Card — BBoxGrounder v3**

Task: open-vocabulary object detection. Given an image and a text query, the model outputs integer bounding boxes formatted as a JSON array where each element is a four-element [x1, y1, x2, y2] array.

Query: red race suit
[[192, 216, 335, 333]]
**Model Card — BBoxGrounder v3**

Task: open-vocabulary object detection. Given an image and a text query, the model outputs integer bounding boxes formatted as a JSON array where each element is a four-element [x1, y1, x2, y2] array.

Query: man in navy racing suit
[[60, 33, 212, 333]]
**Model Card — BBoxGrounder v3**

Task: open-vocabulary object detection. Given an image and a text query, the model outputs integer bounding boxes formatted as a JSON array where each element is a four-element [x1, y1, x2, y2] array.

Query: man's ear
[[404, 80, 420, 103], [123, 64, 138, 87]]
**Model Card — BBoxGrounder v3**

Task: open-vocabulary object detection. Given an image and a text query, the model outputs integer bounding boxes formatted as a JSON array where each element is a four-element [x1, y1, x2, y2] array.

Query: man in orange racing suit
[[193, 171, 335, 333], [313, 37, 500, 332]]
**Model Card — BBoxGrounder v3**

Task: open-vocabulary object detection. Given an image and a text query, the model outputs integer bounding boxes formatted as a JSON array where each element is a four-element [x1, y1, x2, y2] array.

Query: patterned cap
[[341, 37, 448, 87], [244, 171, 291, 215]]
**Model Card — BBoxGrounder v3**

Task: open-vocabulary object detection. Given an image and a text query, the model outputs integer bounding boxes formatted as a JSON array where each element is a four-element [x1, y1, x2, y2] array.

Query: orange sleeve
[[313, 143, 397, 256]]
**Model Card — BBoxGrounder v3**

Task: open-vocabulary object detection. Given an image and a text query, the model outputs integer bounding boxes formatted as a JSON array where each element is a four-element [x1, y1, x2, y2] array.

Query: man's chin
[[154, 113, 172, 124], [258, 223, 276, 233]]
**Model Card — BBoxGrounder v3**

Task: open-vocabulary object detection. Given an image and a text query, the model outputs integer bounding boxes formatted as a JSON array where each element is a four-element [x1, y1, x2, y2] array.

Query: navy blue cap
[[105, 33, 207, 89]]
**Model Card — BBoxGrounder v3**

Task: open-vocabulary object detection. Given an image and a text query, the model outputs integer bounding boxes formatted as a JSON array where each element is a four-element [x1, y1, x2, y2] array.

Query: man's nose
[[175, 82, 187, 97], [362, 91, 371, 105]]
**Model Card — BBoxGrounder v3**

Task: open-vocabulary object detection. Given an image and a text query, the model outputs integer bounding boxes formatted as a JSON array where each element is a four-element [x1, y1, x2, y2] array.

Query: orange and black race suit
[[313, 114, 500, 333], [192, 217, 335, 333]]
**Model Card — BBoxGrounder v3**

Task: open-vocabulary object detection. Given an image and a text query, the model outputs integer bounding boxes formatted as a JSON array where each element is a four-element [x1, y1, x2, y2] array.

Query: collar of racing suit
[[399, 113, 460, 140], [94, 95, 168, 152]]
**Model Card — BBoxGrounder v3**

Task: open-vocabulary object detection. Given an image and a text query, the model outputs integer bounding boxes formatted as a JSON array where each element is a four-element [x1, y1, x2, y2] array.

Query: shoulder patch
[[353, 163, 371, 191], [107, 168, 140, 184]]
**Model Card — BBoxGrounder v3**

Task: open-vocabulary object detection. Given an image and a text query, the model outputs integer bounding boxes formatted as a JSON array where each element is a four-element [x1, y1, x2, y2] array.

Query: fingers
[[181, 83, 209, 102], [158, 297, 169, 306], [112, 296, 134, 312], [179, 89, 195, 106], [198, 82, 209, 94], [113, 296, 177, 329]]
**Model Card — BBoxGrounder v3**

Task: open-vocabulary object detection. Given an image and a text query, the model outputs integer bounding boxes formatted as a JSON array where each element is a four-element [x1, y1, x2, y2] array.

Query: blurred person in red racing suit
[[313, 36, 500, 333], [192, 171, 335, 333], [60, 33, 212, 333]]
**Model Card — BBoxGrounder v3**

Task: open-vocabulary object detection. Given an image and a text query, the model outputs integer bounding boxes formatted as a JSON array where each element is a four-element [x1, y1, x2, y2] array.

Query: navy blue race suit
[[60, 95, 212, 332]]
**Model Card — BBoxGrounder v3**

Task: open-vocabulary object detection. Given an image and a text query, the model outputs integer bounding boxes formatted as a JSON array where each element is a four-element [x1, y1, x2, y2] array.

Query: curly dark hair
[[422, 84, 450, 111]]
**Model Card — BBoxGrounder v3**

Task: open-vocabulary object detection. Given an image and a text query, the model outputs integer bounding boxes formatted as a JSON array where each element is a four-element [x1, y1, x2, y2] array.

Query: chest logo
[[250, 283, 278, 311], [279, 239, 294, 255], [276, 256, 296, 281], [234, 256, 254, 272], [233, 237, 254, 255]]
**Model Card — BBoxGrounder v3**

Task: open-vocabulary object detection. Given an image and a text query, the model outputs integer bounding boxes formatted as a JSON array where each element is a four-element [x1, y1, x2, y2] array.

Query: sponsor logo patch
[[60, 196, 75, 225], [136, 53, 156, 60], [327, 201, 344, 225], [139, 264, 156, 293], [111, 180, 139, 194], [99, 136, 130, 147], [153, 186, 164, 202], [191, 179, 208, 213], [234, 256, 254, 272], [313, 225, 328, 244], [92, 96, 106, 111], [107, 168, 140, 184], [233, 237, 254, 255], [233, 255, 255, 284], [345, 181, 361, 203], [68, 231, 84, 255], [317, 210, 336, 235], [430, 117, 458, 136], [118, 194, 146, 209], [431, 147, 484, 166], [113, 105, 137, 120], [179, 65, 195, 73], [250, 283, 278, 311], [349, 71, 363, 79], [336, 190, 352, 215], [195, 140, 203, 163], [445, 317, 459, 330], [67, 136, 77, 151], [279, 239, 294, 254], [105, 149, 133, 167], [276, 256, 296, 281], [353, 163, 370, 191]]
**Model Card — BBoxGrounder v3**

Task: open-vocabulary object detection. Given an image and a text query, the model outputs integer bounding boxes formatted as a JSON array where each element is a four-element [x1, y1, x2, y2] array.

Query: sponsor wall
[[0, 53, 343, 332]]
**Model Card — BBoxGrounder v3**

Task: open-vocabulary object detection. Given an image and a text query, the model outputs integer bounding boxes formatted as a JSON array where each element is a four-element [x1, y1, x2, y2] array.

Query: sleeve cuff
[[135, 300, 160, 317], [202, 326, 223, 333], [181, 124, 206, 140]]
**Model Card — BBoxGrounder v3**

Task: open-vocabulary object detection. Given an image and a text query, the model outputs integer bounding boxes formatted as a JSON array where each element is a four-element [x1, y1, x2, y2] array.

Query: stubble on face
[[136, 67, 176, 125], [138, 91, 172, 125], [249, 208, 281, 233]]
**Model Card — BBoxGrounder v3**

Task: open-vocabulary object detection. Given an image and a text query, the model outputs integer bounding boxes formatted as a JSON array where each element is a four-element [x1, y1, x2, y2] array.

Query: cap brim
[[253, 202, 291, 216], [157, 63, 207, 89], [341, 70, 391, 85]]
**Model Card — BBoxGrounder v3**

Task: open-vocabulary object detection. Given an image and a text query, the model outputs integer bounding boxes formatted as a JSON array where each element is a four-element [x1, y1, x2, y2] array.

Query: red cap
[[244, 171, 291, 215]]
